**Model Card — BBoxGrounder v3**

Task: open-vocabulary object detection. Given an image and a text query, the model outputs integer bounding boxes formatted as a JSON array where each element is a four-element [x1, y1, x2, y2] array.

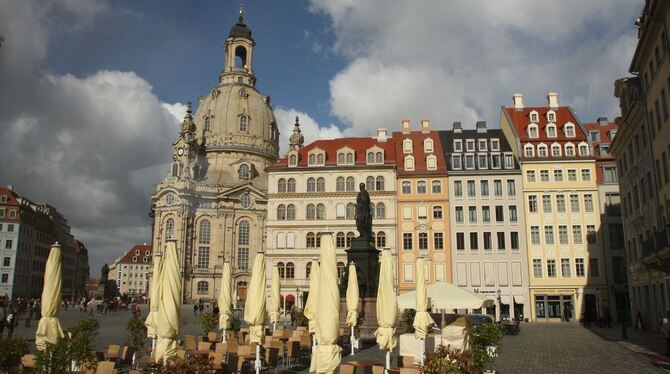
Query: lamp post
[[495, 289, 501, 322]]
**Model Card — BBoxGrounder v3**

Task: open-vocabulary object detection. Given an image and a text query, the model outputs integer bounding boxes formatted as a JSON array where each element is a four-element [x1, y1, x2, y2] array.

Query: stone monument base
[[340, 297, 379, 341]]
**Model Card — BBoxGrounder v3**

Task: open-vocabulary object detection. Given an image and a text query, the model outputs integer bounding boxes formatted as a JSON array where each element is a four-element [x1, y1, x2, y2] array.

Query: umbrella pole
[[385, 351, 391, 374], [419, 338, 425, 365], [350, 325, 355, 355], [222, 328, 226, 343], [152, 338, 155, 353], [255, 343, 261, 374], [273, 322, 276, 332]]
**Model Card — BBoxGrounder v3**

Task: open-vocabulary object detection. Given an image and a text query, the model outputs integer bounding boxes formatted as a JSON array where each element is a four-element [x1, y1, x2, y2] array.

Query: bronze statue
[[100, 263, 109, 285], [355, 182, 373, 238]]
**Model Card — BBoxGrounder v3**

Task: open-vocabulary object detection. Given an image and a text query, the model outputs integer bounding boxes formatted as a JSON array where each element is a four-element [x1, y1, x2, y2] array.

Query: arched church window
[[239, 115, 249, 132], [204, 117, 211, 132], [197, 281, 209, 295], [165, 218, 174, 240], [239, 164, 250, 179], [171, 162, 179, 177], [199, 219, 211, 244]]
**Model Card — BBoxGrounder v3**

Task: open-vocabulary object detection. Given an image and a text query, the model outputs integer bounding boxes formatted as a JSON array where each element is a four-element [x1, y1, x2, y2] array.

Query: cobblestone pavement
[[8, 306, 667, 373]]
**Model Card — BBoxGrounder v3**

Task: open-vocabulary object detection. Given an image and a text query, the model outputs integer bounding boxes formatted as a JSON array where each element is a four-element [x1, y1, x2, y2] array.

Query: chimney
[[376, 128, 388, 142], [476, 121, 487, 133], [421, 118, 430, 133], [547, 92, 559, 109], [597, 116, 609, 126], [513, 93, 524, 109], [6, 185, 12, 191], [453, 122, 462, 133], [401, 119, 411, 134]]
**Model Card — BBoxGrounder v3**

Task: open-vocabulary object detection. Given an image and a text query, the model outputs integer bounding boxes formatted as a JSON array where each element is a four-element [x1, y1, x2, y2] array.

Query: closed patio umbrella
[[303, 258, 320, 350], [309, 234, 341, 374], [412, 257, 435, 365], [35, 243, 65, 350], [375, 249, 397, 373], [270, 266, 281, 331], [155, 240, 182, 364], [244, 251, 266, 374], [218, 261, 232, 342], [346, 262, 359, 356], [397, 281, 493, 311], [145, 248, 164, 351]]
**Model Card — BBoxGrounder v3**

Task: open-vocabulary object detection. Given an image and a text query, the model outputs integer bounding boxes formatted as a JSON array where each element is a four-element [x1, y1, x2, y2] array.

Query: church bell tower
[[220, 6, 256, 87]]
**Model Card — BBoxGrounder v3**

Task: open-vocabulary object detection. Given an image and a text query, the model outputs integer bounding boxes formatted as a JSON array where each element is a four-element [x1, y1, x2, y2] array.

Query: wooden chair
[[206, 331, 217, 342], [400, 368, 421, 374], [399, 355, 415, 368], [183, 335, 197, 355], [177, 349, 187, 360], [19, 354, 37, 373], [227, 338, 239, 355], [338, 364, 355, 374], [263, 346, 279, 373], [372, 365, 385, 374], [299, 334, 311, 351], [197, 341, 212, 355], [209, 351, 225, 371], [215, 342, 228, 356], [286, 340, 300, 367], [96, 361, 117, 374], [119, 346, 135, 366], [104, 344, 121, 361]]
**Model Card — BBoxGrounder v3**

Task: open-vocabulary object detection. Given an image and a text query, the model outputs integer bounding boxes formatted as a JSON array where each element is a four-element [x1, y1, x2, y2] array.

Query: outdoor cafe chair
[[372, 365, 385, 374], [96, 361, 117, 374], [183, 335, 197, 355], [197, 341, 212, 355], [118, 346, 134, 366], [263, 346, 280, 374], [207, 331, 218, 342], [338, 364, 355, 374], [286, 340, 300, 368], [104, 344, 121, 361]]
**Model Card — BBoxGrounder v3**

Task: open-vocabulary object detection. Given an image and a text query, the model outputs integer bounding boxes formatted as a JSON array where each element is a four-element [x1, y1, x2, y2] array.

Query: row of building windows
[[401, 205, 444, 220], [526, 122, 575, 138], [527, 193, 595, 214], [401, 180, 442, 194], [451, 153, 515, 170], [301, 231, 387, 249], [453, 179, 516, 198], [403, 155, 438, 171], [529, 225, 597, 246], [453, 138, 501, 153], [402, 232, 445, 251], [277, 176, 387, 193], [523, 142, 589, 158], [403, 138, 434, 154], [455, 232, 520, 252], [531, 258, 600, 278], [454, 205, 518, 224], [526, 168, 591, 183], [0, 223, 15, 233], [0, 208, 17, 219]]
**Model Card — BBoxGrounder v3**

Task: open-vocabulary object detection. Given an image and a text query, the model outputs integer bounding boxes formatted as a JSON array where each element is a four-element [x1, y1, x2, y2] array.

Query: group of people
[[192, 299, 220, 316]]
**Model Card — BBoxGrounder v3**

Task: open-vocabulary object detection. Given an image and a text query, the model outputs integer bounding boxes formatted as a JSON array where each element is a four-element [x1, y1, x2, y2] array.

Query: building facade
[[611, 0, 670, 331], [393, 119, 451, 292], [150, 13, 279, 304], [583, 118, 627, 322], [113, 244, 152, 297], [0, 185, 89, 299], [265, 124, 397, 310], [443, 121, 530, 320], [501, 93, 607, 322]]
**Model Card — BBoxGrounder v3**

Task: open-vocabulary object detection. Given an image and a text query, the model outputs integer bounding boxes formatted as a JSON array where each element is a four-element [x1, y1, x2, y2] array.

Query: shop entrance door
[[535, 294, 574, 321]]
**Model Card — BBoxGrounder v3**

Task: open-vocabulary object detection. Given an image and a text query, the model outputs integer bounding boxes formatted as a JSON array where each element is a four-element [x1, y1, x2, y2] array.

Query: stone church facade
[[150, 12, 279, 304]]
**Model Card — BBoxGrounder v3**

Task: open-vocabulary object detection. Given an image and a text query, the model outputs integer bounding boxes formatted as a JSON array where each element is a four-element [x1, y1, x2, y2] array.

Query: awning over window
[[285, 294, 295, 302], [514, 295, 525, 304]]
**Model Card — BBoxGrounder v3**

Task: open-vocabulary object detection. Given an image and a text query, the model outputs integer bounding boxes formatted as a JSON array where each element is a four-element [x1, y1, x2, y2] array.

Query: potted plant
[[0, 337, 29, 373], [200, 313, 219, 336], [469, 323, 503, 374]]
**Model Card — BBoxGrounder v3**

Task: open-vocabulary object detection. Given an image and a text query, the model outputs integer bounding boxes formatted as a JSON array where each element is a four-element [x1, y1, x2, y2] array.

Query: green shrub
[[152, 354, 214, 374], [36, 317, 100, 373], [229, 315, 242, 332], [422, 345, 477, 374], [470, 323, 503, 372], [200, 313, 218, 336], [292, 311, 308, 327], [126, 313, 147, 349], [0, 337, 29, 372], [397, 308, 416, 334]]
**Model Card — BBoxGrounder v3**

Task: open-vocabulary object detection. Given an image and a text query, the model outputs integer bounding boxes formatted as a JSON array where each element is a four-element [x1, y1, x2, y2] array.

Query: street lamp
[[495, 289, 502, 322]]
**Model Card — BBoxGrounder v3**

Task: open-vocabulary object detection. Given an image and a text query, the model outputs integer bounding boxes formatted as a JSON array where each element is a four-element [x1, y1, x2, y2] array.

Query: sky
[[0, 0, 641, 272]]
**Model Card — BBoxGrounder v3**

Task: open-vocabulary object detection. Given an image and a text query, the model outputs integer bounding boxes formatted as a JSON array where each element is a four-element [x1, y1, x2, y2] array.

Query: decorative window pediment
[[529, 110, 539, 123], [308, 148, 326, 166]]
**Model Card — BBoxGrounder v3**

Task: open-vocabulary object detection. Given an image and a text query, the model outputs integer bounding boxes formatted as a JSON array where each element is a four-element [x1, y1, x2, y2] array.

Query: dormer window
[[524, 144, 535, 158], [204, 116, 211, 132], [578, 143, 589, 156], [478, 139, 487, 151], [338, 151, 354, 165], [465, 140, 475, 152], [452, 154, 462, 169], [346, 153, 353, 163], [547, 111, 556, 122], [367, 150, 384, 165], [404, 156, 415, 170], [546, 124, 557, 138], [426, 155, 437, 170], [551, 144, 562, 157], [289, 154, 298, 167], [238, 164, 250, 179], [527, 124, 539, 138], [453, 140, 463, 152], [564, 123, 575, 137], [565, 143, 575, 157], [338, 153, 345, 164], [375, 152, 383, 163], [308, 154, 316, 165], [477, 154, 488, 169], [239, 115, 249, 132], [424, 138, 434, 153], [529, 110, 539, 122], [538, 144, 548, 157], [490, 139, 500, 151], [317, 154, 324, 164], [464, 154, 475, 169], [504, 153, 514, 169], [308, 151, 325, 166], [491, 153, 501, 168], [403, 139, 413, 153]]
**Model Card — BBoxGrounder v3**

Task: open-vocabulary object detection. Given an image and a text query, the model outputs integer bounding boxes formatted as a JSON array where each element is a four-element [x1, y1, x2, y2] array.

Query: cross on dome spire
[[239, 3, 245, 23]]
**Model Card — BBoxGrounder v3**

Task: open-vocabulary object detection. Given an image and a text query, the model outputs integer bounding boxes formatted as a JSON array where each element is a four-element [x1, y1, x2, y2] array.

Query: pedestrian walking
[[6, 310, 16, 337], [199, 303, 204, 315], [662, 310, 670, 355], [193, 303, 198, 317]]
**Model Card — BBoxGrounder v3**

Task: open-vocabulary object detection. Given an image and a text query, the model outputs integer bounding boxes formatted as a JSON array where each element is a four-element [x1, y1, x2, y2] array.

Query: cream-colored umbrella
[[218, 261, 232, 342], [270, 266, 281, 331], [35, 242, 65, 350], [145, 248, 164, 351], [375, 249, 397, 372], [412, 258, 435, 365], [346, 262, 360, 356], [303, 258, 320, 346], [244, 251, 266, 374], [155, 240, 182, 365], [309, 234, 341, 374]]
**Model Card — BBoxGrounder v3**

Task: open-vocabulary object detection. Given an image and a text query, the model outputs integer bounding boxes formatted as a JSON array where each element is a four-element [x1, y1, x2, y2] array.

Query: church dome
[[193, 82, 279, 160]]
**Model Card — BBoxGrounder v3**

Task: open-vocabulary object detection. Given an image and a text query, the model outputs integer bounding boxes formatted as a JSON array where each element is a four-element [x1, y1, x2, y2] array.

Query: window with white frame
[[546, 124, 557, 138], [491, 153, 501, 168], [530, 111, 539, 122], [564, 123, 575, 137], [424, 138, 434, 153], [426, 155, 437, 170], [579, 143, 589, 156], [504, 154, 514, 169], [403, 139, 413, 153], [547, 110, 556, 122], [478, 139, 487, 151], [452, 154, 462, 169], [565, 143, 575, 156], [404, 156, 415, 170], [491, 139, 500, 151], [477, 154, 488, 169], [466, 140, 475, 152], [527, 124, 539, 138], [524, 144, 534, 158], [453, 140, 463, 152], [465, 154, 475, 169], [538, 144, 548, 157], [551, 144, 561, 157]]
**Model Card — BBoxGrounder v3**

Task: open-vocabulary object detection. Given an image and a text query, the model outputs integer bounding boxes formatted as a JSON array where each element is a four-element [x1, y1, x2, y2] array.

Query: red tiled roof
[[583, 122, 618, 151], [392, 131, 448, 175], [119, 244, 152, 264], [0, 187, 21, 222], [504, 106, 587, 143], [273, 137, 396, 168]]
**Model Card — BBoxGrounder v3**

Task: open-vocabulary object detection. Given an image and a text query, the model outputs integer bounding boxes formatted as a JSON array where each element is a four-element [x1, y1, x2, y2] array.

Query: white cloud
[[309, 0, 639, 132], [275, 107, 344, 156]]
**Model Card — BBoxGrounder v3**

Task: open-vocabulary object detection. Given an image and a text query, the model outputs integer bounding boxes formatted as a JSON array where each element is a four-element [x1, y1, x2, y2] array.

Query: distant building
[[113, 244, 152, 297], [0, 185, 89, 299]]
